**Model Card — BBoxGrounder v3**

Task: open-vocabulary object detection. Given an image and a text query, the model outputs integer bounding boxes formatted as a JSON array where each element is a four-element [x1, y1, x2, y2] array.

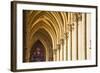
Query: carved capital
[[56, 44, 60, 50], [60, 39, 64, 45], [64, 32, 69, 39]]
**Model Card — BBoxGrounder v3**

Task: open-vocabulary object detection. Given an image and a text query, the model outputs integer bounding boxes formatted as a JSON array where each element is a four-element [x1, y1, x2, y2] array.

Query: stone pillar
[[57, 44, 60, 61], [54, 49, 57, 61], [53, 49, 55, 61], [81, 13, 87, 60], [75, 13, 79, 60], [70, 26, 72, 60], [67, 13, 71, 60], [64, 33, 69, 61], [80, 13, 85, 60], [84, 13, 87, 59], [23, 10, 32, 62], [24, 48, 30, 62], [65, 32, 68, 60], [56, 48, 59, 61], [68, 13, 75, 60], [68, 24, 74, 60], [55, 49, 57, 61], [60, 39, 64, 61]]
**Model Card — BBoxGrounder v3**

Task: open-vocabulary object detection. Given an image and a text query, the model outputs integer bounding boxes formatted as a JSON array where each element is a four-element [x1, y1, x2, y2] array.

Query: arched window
[[30, 40, 46, 62]]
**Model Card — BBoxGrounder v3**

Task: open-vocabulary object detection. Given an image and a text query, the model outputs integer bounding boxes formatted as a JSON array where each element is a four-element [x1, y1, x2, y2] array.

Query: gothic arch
[[30, 28, 53, 61], [23, 10, 91, 62], [29, 11, 67, 44], [23, 10, 69, 62]]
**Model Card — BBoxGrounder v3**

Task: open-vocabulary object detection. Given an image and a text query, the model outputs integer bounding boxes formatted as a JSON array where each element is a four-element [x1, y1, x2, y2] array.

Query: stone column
[[57, 44, 60, 61], [68, 13, 75, 60], [81, 13, 87, 60], [75, 13, 79, 60], [56, 48, 58, 61], [70, 26, 72, 60], [54, 49, 57, 61], [84, 13, 87, 59], [60, 39, 64, 61], [64, 33, 69, 61], [68, 24, 74, 60], [23, 11, 31, 62], [55, 49, 57, 61]]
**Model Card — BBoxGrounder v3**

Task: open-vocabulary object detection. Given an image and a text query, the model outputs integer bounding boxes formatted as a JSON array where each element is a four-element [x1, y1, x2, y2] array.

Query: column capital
[[56, 44, 60, 50], [60, 39, 64, 45], [68, 23, 75, 31], [64, 32, 69, 38]]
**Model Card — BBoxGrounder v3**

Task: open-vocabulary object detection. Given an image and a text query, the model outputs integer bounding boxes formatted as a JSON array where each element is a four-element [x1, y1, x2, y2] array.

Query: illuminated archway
[[23, 10, 91, 62], [30, 28, 53, 61]]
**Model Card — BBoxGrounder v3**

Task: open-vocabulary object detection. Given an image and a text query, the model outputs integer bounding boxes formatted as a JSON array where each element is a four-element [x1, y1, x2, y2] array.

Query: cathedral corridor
[[23, 10, 91, 62]]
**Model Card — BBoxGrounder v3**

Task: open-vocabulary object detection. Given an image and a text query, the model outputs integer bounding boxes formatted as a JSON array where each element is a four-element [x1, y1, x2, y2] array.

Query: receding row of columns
[[53, 13, 88, 61]]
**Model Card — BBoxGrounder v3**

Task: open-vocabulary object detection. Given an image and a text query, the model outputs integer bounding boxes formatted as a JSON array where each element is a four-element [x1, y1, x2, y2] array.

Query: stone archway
[[30, 28, 53, 61], [23, 10, 91, 62]]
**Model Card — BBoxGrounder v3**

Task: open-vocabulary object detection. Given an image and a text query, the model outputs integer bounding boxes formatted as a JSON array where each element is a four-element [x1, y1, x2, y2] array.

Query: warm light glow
[[23, 10, 91, 62]]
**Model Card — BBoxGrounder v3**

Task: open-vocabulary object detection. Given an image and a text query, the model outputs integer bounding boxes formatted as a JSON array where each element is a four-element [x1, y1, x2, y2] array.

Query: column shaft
[[84, 13, 87, 59], [76, 14, 79, 60], [66, 33, 68, 60]]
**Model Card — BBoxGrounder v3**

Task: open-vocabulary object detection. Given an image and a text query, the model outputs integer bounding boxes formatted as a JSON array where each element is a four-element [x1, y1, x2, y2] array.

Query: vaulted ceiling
[[23, 10, 82, 62]]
